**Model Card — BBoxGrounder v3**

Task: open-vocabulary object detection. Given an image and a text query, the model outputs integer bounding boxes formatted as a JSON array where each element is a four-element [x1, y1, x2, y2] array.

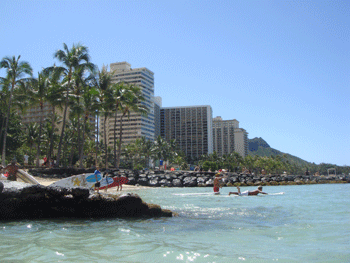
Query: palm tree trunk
[[47, 106, 56, 163], [80, 114, 87, 169], [1, 82, 15, 166], [56, 75, 71, 167], [113, 110, 118, 167], [36, 104, 44, 167], [62, 136, 68, 167], [103, 115, 108, 169], [77, 113, 82, 168], [116, 115, 124, 169], [69, 144, 75, 167], [0, 112, 7, 149], [95, 113, 99, 167]]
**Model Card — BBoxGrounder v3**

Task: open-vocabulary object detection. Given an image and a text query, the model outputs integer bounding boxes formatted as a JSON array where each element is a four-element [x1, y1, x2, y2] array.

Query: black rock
[[0, 181, 173, 220], [137, 178, 149, 186], [149, 179, 159, 187], [172, 179, 183, 187], [127, 177, 137, 185], [159, 179, 172, 187], [183, 177, 197, 187]]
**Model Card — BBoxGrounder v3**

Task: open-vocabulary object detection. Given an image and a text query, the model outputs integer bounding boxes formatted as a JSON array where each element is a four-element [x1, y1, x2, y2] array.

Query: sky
[[1, 0, 349, 166]]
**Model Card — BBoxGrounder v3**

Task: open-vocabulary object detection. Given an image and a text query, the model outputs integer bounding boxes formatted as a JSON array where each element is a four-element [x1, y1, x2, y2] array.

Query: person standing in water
[[213, 173, 223, 194], [228, 186, 268, 196]]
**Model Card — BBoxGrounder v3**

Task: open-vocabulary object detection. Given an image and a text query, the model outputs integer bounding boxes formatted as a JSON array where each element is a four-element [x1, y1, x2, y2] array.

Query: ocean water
[[0, 184, 349, 263]]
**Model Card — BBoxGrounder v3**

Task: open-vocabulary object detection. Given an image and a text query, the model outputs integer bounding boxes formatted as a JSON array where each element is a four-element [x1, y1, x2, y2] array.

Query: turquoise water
[[1, 184, 349, 262]]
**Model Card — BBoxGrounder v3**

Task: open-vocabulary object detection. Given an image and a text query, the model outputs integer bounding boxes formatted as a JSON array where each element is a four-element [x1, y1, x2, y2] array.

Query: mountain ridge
[[248, 137, 310, 166]]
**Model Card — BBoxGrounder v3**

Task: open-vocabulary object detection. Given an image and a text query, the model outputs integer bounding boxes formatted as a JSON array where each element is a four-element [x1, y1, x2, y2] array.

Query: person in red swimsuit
[[213, 173, 223, 193]]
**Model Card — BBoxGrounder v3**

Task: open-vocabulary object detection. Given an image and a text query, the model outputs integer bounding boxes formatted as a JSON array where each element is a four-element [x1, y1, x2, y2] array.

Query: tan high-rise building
[[19, 102, 57, 126], [100, 62, 155, 147], [160, 105, 213, 161], [18, 102, 95, 134], [212, 116, 248, 157]]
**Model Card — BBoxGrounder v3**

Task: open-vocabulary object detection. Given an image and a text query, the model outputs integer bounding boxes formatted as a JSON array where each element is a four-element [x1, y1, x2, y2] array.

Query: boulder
[[159, 179, 172, 187], [197, 177, 206, 184], [172, 179, 183, 187], [149, 179, 159, 187], [127, 177, 137, 185], [137, 178, 149, 186], [183, 176, 197, 187], [0, 181, 173, 220]]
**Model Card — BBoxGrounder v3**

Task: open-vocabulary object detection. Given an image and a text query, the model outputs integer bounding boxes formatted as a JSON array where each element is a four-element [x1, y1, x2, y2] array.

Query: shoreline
[[32, 176, 151, 191]]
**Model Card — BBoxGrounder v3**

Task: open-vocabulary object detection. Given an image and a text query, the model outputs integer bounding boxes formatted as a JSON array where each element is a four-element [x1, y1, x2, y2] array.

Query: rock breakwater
[[126, 170, 350, 187], [28, 168, 350, 187]]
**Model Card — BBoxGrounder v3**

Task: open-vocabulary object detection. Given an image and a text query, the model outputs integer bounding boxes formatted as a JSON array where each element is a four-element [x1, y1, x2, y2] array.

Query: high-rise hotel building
[[212, 116, 248, 157], [100, 62, 155, 147], [160, 106, 213, 160], [18, 102, 95, 133]]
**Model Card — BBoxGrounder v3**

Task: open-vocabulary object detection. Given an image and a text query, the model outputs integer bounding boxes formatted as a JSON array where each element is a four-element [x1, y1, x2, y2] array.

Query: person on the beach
[[49, 158, 54, 168], [116, 170, 122, 191], [103, 170, 110, 192], [228, 186, 267, 196], [24, 154, 29, 167], [43, 156, 48, 166], [2, 159, 19, 181], [94, 167, 101, 193], [213, 173, 223, 193]]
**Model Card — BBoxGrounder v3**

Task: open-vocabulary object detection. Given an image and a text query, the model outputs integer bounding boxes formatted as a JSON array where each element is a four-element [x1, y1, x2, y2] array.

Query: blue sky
[[1, 0, 349, 166]]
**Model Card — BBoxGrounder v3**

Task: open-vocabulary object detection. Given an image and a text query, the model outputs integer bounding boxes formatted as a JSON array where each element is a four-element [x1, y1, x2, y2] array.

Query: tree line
[[199, 152, 350, 176], [1, 43, 349, 175], [0, 43, 163, 169]]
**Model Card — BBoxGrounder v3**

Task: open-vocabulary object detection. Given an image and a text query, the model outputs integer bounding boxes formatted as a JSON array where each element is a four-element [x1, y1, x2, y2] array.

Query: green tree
[[116, 84, 148, 168], [28, 70, 54, 166], [152, 136, 169, 166], [90, 65, 114, 168], [52, 43, 95, 167], [79, 81, 99, 168], [0, 55, 32, 165], [23, 122, 39, 155]]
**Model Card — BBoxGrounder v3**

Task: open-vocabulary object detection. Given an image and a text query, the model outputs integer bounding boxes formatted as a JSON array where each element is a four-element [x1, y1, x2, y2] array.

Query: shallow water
[[1, 184, 349, 262]]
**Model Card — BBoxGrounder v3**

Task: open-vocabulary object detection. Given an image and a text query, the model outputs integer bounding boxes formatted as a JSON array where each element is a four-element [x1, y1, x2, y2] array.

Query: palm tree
[[111, 82, 125, 167], [101, 87, 115, 169], [152, 136, 171, 168], [52, 43, 95, 167], [24, 122, 39, 156], [28, 70, 52, 166], [69, 68, 85, 168], [90, 66, 114, 168], [43, 66, 65, 163], [0, 55, 32, 165], [90, 66, 114, 169], [116, 84, 148, 168], [0, 80, 10, 144], [79, 79, 99, 168], [138, 136, 154, 168], [42, 117, 59, 162]]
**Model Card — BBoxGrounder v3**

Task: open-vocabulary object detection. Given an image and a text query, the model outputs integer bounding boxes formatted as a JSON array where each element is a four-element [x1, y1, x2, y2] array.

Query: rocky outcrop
[[0, 181, 173, 220]]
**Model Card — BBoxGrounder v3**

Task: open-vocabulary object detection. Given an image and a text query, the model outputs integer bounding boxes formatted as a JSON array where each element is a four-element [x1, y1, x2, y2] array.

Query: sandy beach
[[32, 176, 150, 192]]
